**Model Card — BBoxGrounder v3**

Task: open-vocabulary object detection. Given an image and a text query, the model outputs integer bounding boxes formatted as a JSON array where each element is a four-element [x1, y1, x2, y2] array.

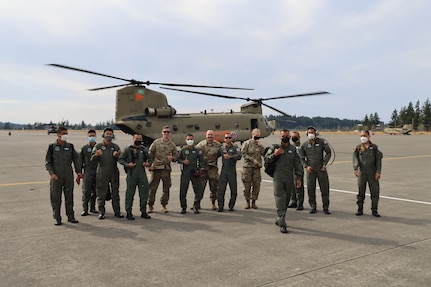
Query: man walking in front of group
[[217, 132, 242, 212], [196, 130, 222, 210], [119, 134, 152, 220], [353, 130, 383, 217], [91, 127, 124, 220], [45, 127, 82, 226], [148, 126, 178, 213], [241, 128, 265, 209], [79, 129, 98, 216], [264, 129, 303, 234]]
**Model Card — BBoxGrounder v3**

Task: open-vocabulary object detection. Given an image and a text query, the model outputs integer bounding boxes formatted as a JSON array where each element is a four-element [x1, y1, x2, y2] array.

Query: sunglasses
[[225, 137, 232, 139], [163, 131, 170, 133]]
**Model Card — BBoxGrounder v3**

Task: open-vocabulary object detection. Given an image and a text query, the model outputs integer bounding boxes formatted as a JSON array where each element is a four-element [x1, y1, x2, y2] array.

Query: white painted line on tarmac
[[262, 179, 431, 205]]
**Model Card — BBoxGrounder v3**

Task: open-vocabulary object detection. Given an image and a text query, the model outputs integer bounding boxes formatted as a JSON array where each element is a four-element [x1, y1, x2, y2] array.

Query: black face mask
[[281, 137, 290, 143], [134, 140, 142, 146], [292, 137, 299, 143]]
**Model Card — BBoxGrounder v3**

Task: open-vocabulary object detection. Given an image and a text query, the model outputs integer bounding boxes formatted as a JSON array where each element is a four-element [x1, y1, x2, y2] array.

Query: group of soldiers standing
[[45, 125, 383, 235]]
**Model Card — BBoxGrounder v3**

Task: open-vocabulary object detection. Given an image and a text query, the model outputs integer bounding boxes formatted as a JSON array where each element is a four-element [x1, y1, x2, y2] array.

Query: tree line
[[265, 115, 361, 131], [0, 119, 119, 130], [387, 98, 431, 131]]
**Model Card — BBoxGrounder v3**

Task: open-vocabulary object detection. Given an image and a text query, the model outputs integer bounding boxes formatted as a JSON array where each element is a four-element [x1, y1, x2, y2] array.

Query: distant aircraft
[[383, 124, 413, 135]]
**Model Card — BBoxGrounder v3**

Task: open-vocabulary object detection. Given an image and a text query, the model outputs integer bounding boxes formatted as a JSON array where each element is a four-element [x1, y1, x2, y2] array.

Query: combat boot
[[245, 200, 250, 209], [126, 210, 135, 220], [252, 200, 258, 209], [355, 208, 363, 216], [161, 205, 168, 213], [211, 200, 217, 210], [148, 205, 154, 213]]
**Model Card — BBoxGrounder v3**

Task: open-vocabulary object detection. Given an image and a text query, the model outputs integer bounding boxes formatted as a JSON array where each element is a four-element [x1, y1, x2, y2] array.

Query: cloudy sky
[[1, 0, 430, 125]]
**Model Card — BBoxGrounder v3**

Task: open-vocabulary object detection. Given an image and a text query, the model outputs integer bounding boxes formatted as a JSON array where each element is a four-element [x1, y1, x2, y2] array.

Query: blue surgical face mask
[[88, 136, 96, 143], [104, 136, 113, 141]]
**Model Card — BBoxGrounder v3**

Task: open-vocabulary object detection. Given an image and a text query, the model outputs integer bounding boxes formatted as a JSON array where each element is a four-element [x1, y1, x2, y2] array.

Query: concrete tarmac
[[0, 130, 430, 286]]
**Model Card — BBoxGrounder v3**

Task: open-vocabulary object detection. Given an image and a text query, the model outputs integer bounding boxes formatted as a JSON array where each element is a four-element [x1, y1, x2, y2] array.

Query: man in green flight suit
[[79, 129, 98, 216], [299, 126, 332, 214], [288, 131, 305, 211], [91, 127, 124, 220], [217, 132, 242, 212], [118, 134, 152, 220], [264, 129, 303, 234], [353, 130, 383, 217], [177, 133, 204, 214], [45, 127, 82, 226]]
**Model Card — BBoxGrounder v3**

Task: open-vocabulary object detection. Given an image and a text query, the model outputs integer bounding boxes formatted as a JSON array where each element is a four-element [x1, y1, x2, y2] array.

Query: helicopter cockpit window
[[234, 122, 239, 128], [194, 124, 200, 130], [173, 125, 178, 132], [215, 123, 221, 129]]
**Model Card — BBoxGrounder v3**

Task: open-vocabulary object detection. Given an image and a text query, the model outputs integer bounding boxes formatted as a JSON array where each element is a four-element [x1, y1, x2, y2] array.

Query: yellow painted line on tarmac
[[0, 181, 49, 187], [332, 154, 431, 165]]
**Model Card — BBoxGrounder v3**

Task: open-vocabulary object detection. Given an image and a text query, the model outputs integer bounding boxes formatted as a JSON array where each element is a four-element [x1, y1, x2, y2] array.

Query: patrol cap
[[102, 127, 114, 137]]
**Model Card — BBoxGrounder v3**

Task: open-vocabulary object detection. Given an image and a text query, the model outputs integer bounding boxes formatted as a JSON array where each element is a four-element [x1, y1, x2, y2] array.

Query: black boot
[[126, 211, 135, 220]]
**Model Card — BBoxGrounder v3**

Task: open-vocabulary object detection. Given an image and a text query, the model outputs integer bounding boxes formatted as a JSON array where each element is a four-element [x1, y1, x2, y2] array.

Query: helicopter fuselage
[[115, 86, 273, 146]]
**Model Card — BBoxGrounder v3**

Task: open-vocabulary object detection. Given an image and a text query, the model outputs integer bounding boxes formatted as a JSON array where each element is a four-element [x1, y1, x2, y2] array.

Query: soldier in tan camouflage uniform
[[241, 128, 265, 209], [196, 130, 223, 210], [148, 126, 179, 213]]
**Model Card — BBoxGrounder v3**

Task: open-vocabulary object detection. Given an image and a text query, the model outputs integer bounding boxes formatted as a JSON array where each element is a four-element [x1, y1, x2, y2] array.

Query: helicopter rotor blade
[[88, 84, 131, 91], [160, 87, 251, 101], [48, 64, 132, 83], [48, 64, 253, 90], [160, 83, 253, 90], [263, 91, 329, 101], [261, 102, 292, 117]]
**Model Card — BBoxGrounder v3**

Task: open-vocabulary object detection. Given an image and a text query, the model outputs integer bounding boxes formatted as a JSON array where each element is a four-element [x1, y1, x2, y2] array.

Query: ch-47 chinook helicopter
[[48, 64, 329, 146]]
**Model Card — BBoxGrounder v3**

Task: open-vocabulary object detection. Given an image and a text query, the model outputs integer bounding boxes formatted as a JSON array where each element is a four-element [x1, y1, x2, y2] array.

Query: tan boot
[[245, 200, 250, 209], [252, 200, 258, 209], [211, 200, 217, 210], [161, 205, 168, 213], [148, 205, 154, 213]]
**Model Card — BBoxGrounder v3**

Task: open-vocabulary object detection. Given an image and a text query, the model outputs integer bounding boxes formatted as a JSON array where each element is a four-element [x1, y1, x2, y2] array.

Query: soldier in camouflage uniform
[[287, 131, 305, 211], [299, 126, 332, 214], [353, 130, 383, 217], [45, 127, 82, 225], [91, 127, 123, 220], [176, 134, 204, 214], [196, 130, 223, 210], [79, 129, 98, 216], [241, 128, 265, 209], [217, 132, 242, 212], [148, 126, 179, 213], [118, 134, 152, 220]]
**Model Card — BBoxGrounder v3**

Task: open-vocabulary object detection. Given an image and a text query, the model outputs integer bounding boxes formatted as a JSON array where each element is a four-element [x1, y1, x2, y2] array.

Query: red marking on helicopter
[[135, 93, 145, 101]]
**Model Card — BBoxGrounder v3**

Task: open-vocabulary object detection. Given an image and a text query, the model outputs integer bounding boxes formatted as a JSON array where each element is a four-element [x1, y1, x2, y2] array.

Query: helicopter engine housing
[[145, 106, 177, 118]]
